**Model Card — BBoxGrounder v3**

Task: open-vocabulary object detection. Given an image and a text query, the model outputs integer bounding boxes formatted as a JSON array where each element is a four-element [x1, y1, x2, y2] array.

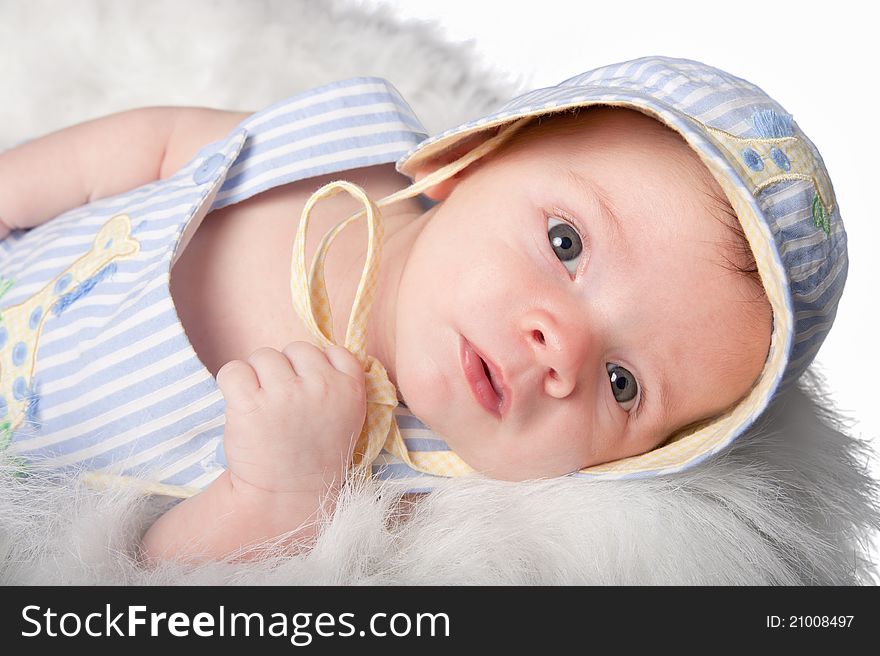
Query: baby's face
[[392, 109, 771, 480]]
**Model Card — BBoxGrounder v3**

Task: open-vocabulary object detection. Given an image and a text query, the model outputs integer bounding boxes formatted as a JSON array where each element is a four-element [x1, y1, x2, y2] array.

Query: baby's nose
[[525, 317, 590, 399]]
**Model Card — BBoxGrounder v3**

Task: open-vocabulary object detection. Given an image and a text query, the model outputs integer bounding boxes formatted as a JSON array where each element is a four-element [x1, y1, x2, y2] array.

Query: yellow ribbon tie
[[290, 180, 478, 479], [289, 180, 397, 474]]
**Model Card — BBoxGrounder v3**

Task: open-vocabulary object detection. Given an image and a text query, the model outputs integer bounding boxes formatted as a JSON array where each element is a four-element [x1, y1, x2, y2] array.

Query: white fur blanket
[[1, 0, 878, 585]]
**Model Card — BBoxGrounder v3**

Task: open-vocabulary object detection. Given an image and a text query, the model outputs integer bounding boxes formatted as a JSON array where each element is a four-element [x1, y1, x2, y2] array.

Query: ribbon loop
[[290, 180, 398, 475], [290, 178, 477, 478], [291, 180, 383, 362]]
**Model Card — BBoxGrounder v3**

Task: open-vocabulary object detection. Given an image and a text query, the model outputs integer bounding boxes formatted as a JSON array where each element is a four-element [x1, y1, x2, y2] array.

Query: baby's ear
[[412, 130, 497, 201]]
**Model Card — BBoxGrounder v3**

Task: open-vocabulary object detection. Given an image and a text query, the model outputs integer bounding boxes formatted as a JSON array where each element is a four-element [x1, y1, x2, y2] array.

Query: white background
[[356, 0, 880, 562]]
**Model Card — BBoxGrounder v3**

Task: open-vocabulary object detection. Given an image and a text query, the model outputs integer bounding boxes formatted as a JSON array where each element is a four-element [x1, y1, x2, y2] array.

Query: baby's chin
[[391, 345, 454, 424]]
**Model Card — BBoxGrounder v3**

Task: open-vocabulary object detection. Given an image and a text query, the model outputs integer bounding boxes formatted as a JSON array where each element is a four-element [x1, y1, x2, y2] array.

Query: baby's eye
[[547, 216, 583, 275], [606, 363, 639, 412]]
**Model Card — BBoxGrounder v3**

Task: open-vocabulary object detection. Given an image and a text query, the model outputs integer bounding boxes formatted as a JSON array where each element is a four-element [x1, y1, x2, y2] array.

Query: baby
[[0, 57, 846, 563]]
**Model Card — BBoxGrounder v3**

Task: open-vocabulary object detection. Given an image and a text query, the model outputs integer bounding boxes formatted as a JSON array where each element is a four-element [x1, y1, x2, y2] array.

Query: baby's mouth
[[481, 358, 504, 400], [460, 335, 505, 418]]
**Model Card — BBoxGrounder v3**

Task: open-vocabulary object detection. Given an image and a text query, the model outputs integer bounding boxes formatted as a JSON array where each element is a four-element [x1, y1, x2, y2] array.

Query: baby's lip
[[465, 338, 511, 418]]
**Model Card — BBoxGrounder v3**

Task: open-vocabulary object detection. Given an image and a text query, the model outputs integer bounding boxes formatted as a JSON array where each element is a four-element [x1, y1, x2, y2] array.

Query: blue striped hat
[[395, 56, 847, 477]]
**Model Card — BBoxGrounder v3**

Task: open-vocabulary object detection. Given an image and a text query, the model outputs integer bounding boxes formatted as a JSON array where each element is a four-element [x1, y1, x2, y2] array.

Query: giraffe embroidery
[[0, 213, 140, 449]]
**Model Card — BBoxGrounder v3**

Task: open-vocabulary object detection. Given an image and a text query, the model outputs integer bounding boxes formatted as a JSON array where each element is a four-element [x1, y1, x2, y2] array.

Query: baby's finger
[[246, 346, 296, 389], [323, 344, 365, 382], [216, 359, 260, 406], [281, 341, 334, 378]]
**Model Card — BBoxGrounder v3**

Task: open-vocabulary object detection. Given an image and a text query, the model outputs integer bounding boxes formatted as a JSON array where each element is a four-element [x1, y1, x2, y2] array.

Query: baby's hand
[[216, 342, 367, 499]]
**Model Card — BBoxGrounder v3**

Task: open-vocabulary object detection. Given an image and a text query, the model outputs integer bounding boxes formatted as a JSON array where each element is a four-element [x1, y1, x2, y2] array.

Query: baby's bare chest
[[169, 164, 418, 377]]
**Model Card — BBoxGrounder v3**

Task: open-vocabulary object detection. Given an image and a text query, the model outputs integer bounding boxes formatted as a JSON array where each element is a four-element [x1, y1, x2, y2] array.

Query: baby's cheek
[[517, 414, 598, 476], [572, 409, 628, 468]]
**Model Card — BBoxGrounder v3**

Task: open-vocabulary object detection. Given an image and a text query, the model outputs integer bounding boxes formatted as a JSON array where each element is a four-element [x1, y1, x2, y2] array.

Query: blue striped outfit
[[0, 77, 436, 492]]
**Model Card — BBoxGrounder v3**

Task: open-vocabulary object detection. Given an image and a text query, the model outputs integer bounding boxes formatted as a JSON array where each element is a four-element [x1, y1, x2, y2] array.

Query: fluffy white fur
[[0, 0, 877, 584]]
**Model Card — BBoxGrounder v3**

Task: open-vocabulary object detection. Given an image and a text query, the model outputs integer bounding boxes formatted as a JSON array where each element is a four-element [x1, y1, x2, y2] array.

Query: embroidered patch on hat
[[692, 109, 836, 236]]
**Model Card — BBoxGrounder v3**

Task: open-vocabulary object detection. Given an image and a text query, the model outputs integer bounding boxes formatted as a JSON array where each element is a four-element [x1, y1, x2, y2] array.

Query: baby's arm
[[141, 468, 329, 562], [0, 106, 250, 238], [140, 342, 367, 563]]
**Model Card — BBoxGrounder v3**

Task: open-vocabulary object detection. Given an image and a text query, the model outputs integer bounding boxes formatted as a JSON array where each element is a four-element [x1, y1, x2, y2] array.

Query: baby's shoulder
[[160, 108, 253, 180]]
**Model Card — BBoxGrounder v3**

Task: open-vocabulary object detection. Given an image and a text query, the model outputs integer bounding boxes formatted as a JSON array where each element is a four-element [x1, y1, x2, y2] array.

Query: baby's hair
[[702, 183, 764, 297]]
